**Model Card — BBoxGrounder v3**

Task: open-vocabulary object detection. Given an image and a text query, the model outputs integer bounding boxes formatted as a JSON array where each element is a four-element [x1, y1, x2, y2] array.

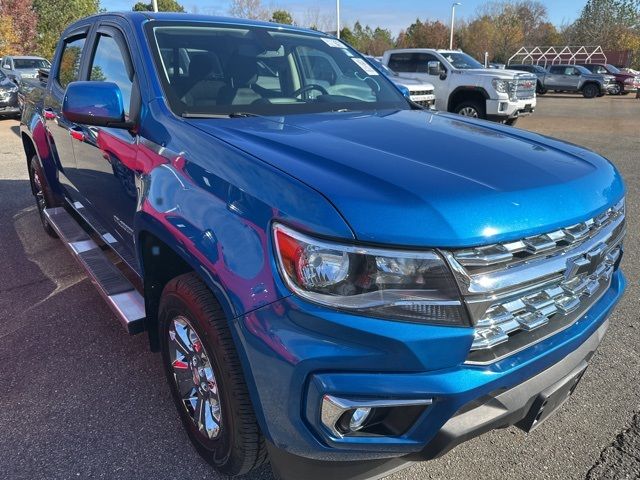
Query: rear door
[[44, 29, 90, 198], [68, 22, 140, 267], [564, 67, 581, 90]]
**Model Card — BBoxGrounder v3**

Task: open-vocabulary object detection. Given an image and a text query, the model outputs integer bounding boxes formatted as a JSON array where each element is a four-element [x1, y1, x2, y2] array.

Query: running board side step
[[44, 207, 145, 334]]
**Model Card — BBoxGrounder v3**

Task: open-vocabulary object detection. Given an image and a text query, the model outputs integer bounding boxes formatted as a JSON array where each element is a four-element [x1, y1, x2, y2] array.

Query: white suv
[[382, 49, 537, 125]]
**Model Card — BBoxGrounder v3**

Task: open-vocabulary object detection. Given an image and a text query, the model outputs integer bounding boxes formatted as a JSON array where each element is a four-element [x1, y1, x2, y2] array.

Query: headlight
[[492, 78, 510, 94], [624, 77, 636, 84], [273, 224, 469, 326]]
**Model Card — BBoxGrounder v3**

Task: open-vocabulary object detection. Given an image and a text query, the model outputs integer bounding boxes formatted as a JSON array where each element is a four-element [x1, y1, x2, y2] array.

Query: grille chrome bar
[[454, 199, 624, 270], [442, 199, 625, 364]]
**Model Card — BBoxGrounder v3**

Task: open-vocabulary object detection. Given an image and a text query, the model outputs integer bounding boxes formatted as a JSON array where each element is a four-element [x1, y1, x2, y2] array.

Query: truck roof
[[82, 11, 328, 37]]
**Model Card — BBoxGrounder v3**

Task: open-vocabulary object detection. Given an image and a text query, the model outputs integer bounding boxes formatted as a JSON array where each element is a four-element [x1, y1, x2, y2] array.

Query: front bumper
[[0, 91, 20, 115], [269, 317, 612, 480], [486, 97, 536, 120], [235, 268, 624, 470]]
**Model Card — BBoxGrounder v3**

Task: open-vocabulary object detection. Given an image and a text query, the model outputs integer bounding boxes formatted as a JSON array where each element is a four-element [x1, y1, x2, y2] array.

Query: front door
[[69, 25, 140, 268]]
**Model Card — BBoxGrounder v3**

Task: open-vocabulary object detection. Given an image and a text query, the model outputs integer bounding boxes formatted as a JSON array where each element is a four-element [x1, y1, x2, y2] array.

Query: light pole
[[152, 0, 158, 12], [449, 2, 461, 50], [336, 0, 341, 38]]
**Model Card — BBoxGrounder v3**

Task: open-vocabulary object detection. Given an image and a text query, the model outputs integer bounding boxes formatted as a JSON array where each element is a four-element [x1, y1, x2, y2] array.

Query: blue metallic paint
[[20, 11, 628, 466]]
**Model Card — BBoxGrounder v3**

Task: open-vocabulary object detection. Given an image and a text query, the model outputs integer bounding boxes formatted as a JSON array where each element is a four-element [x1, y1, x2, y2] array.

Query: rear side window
[[549, 66, 563, 74], [58, 36, 86, 89], [388, 53, 416, 73], [89, 34, 134, 117]]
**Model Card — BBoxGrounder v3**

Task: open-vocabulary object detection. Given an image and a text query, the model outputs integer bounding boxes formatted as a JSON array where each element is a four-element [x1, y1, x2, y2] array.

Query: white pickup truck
[[382, 49, 537, 125]]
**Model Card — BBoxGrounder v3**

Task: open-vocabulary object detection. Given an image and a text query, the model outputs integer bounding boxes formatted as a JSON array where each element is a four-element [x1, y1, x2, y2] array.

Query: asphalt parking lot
[[0, 94, 638, 480]]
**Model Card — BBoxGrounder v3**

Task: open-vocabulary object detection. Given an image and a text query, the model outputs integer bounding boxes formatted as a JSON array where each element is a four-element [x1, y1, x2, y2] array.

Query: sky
[[102, 0, 586, 35]]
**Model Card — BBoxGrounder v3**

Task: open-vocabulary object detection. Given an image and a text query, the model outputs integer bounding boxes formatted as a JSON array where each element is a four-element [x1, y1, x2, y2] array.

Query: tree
[[133, 0, 185, 12], [33, 0, 100, 59], [340, 26, 356, 47], [229, 0, 270, 21], [0, 0, 37, 55], [570, 0, 640, 47], [0, 14, 19, 57], [271, 9, 293, 25], [397, 19, 449, 49]]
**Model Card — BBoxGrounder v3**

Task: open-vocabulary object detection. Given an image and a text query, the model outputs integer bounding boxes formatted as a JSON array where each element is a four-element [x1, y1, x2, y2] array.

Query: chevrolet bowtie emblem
[[565, 244, 607, 279]]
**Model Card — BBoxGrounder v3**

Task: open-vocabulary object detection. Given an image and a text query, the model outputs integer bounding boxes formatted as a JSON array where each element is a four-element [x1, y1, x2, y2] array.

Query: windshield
[[367, 57, 397, 77], [13, 58, 50, 69], [148, 23, 408, 117], [440, 52, 484, 70], [606, 64, 620, 74]]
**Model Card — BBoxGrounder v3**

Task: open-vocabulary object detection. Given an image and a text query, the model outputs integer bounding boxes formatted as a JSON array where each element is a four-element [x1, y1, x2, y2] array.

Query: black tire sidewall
[[455, 100, 486, 119], [29, 155, 59, 238], [159, 287, 243, 474], [583, 84, 598, 98]]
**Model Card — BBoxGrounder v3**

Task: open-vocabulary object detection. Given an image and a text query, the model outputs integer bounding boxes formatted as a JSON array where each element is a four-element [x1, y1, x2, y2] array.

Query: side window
[[549, 66, 561, 74], [89, 33, 134, 117], [298, 48, 338, 85], [388, 53, 416, 73], [58, 36, 86, 89], [416, 53, 440, 73]]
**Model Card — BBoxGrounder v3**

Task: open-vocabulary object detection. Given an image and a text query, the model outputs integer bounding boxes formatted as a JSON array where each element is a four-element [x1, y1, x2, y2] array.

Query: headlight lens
[[492, 78, 512, 94], [273, 224, 469, 326], [624, 77, 636, 84]]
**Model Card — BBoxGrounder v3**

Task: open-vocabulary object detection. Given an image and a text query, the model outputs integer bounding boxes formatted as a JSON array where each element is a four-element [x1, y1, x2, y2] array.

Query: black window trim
[[53, 27, 91, 93]]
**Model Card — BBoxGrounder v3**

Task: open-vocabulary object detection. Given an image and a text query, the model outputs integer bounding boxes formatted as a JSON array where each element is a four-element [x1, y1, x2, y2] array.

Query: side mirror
[[427, 61, 440, 76], [63, 81, 130, 128], [397, 84, 411, 99]]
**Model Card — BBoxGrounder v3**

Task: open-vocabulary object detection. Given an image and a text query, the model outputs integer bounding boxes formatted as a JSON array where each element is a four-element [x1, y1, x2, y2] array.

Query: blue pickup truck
[[21, 12, 626, 480]]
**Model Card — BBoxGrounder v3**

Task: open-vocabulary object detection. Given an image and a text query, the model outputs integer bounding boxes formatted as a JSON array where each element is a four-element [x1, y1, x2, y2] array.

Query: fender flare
[[447, 86, 490, 112]]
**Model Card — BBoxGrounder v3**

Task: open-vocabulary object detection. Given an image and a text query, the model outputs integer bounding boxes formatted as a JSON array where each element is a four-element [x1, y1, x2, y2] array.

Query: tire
[[454, 100, 486, 119], [582, 83, 599, 98], [159, 272, 267, 476], [504, 118, 518, 127], [29, 155, 59, 238], [610, 82, 623, 95], [536, 82, 547, 95]]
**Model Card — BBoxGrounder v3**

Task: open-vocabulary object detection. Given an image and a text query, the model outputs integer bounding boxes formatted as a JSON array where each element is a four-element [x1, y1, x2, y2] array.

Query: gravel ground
[[0, 93, 638, 480]]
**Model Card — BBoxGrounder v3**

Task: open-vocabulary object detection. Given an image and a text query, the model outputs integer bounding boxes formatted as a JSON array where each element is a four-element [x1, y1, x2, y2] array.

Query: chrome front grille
[[442, 199, 625, 364], [410, 90, 434, 96], [515, 76, 536, 99]]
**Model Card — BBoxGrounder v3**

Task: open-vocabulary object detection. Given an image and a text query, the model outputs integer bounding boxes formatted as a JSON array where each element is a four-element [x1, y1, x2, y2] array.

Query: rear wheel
[[159, 272, 267, 476], [536, 82, 547, 95], [30, 155, 58, 238], [582, 83, 599, 98], [454, 100, 486, 119]]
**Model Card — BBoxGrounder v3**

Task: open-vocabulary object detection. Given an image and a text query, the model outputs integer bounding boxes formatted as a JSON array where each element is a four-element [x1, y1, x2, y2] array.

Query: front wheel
[[30, 155, 59, 238], [610, 82, 623, 95], [454, 100, 486, 119], [504, 117, 518, 127], [582, 83, 599, 98], [159, 272, 267, 476]]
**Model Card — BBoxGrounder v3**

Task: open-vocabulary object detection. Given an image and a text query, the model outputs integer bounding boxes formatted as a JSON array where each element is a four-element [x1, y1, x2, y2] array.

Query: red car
[[578, 63, 640, 95]]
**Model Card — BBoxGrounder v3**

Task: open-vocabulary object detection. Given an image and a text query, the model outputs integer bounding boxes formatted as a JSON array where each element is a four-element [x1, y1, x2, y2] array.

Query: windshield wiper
[[181, 112, 259, 119]]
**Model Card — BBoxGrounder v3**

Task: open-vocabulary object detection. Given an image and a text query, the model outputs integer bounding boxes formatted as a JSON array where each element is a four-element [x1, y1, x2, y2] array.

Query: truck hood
[[454, 68, 535, 80], [393, 75, 434, 88], [187, 110, 623, 248]]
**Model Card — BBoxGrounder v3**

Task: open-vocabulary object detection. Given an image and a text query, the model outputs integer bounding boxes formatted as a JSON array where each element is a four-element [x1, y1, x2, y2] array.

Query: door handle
[[69, 127, 85, 142], [43, 108, 56, 120]]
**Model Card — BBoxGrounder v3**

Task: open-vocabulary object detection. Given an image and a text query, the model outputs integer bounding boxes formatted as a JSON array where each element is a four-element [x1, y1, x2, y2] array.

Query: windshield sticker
[[322, 38, 347, 48], [352, 58, 379, 75]]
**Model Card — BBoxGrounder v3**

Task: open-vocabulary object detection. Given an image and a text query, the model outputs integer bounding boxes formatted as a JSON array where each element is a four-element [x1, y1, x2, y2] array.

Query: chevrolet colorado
[[21, 12, 626, 480]]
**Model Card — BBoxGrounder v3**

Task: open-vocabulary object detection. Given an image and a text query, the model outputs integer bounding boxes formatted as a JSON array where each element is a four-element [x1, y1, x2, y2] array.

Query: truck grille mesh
[[442, 199, 625, 364], [515, 76, 536, 100]]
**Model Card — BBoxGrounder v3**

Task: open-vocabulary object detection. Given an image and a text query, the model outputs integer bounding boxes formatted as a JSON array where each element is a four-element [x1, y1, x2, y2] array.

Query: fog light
[[499, 102, 508, 112], [348, 407, 372, 431]]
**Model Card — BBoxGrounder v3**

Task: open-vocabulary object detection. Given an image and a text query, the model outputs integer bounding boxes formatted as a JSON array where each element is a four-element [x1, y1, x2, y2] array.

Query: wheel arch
[[447, 87, 489, 112]]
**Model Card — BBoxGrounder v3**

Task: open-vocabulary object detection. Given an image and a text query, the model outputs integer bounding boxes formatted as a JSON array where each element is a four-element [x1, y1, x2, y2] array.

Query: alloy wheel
[[168, 316, 223, 440], [459, 107, 479, 117]]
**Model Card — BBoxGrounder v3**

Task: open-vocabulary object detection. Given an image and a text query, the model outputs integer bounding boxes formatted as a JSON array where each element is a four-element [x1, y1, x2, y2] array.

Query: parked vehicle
[[382, 49, 537, 126], [0, 56, 51, 84], [21, 12, 626, 480], [0, 69, 20, 118], [539, 64, 615, 98], [508, 64, 550, 94], [366, 56, 435, 108], [577, 63, 640, 95]]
